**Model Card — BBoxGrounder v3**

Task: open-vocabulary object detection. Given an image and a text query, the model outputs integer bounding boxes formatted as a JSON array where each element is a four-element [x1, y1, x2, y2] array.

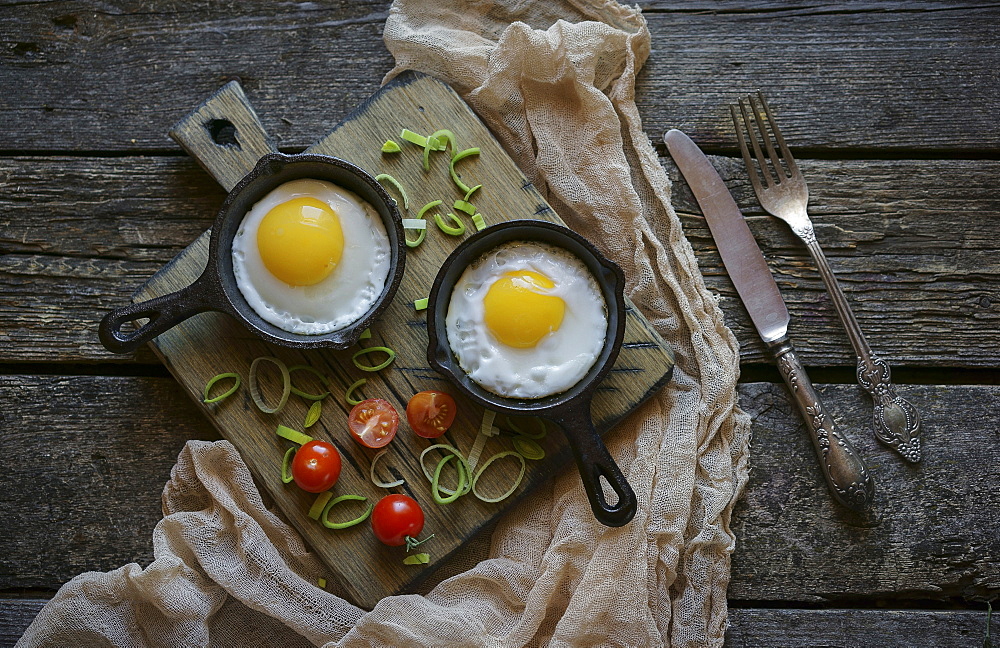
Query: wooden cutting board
[[136, 71, 674, 608]]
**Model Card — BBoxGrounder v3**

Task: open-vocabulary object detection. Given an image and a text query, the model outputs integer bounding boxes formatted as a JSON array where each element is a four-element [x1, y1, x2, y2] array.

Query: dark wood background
[[1, 1, 997, 645]]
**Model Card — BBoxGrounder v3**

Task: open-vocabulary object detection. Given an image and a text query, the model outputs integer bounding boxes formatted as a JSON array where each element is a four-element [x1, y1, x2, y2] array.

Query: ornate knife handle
[[767, 336, 876, 512]]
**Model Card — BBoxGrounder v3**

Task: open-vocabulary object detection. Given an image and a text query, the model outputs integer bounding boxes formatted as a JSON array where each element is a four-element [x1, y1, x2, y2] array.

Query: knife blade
[[664, 128, 875, 512]]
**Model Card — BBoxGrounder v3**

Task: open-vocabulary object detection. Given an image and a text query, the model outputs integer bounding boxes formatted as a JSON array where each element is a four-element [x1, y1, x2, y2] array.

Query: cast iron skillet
[[426, 219, 637, 527], [99, 153, 406, 353]]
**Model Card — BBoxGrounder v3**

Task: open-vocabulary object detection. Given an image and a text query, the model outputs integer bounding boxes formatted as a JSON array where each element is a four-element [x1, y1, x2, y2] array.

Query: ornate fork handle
[[768, 336, 876, 511], [796, 230, 923, 463]]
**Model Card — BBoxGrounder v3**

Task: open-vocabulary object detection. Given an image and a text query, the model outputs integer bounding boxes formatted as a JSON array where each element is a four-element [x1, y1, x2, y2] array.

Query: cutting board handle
[[169, 81, 279, 192]]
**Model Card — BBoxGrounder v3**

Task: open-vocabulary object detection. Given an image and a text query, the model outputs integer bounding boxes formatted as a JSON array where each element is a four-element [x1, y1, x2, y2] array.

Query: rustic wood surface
[[1, 0, 998, 644], [130, 73, 673, 607]]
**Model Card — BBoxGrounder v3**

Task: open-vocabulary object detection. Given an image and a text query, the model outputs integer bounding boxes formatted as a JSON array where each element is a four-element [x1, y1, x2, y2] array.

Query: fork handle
[[802, 236, 923, 463], [767, 335, 876, 512]]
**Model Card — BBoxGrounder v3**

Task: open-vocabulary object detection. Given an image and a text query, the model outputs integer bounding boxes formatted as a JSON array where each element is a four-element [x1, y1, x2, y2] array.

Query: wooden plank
[[731, 383, 1000, 603], [0, 376, 219, 590], [128, 74, 673, 607], [1, 600, 992, 648], [0, 599, 44, 647], [2, 2, 998, 152], [1, 376, 996, 604], [2, 155, 997, 367], [724, 608, 994, 648]]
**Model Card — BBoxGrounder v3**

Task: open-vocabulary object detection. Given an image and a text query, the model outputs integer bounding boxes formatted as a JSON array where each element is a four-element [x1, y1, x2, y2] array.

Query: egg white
[[232, 178, 390, 335], [445, 241, 608, 399]]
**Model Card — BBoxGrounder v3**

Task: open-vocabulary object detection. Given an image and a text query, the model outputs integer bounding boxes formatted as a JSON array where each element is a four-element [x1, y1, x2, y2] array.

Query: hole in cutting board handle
[[206, 118, 240, 148]]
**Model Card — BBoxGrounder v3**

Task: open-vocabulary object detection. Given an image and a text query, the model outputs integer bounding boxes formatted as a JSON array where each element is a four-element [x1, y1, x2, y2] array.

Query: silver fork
[[731, 91, 922, 463]]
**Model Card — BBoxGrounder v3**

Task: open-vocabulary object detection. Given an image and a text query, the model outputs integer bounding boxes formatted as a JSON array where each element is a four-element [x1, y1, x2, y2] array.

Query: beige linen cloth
[[19, 0, 750, 646]]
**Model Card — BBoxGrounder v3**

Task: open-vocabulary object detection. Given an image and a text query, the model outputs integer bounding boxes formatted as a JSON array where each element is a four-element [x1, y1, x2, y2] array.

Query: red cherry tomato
[[348, 398, 399, 448], [371, 494, 425, 547], [406, 390, 458, 439], [291, 440, 342, 493]]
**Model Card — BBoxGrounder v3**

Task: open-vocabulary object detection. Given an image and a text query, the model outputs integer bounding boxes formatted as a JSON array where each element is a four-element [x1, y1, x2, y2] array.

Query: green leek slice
[[472, 451, 526, 503], [351, 346, 396, 372], [203, 372, 240, 404], [449, 147, 480, 194], [434, 212, 466, 235], [281, 447, 296, 484], [374, 173, 409, 210], [276, 424, 313, 446], [344, 378, 367, 406], [308, 491, 334, 520], [249, 356, 291, 414], [321, 494, 373, 529]]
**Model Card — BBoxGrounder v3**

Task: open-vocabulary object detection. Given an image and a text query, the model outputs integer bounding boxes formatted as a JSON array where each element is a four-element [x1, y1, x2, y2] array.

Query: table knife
[[664, 128, 875, 512]]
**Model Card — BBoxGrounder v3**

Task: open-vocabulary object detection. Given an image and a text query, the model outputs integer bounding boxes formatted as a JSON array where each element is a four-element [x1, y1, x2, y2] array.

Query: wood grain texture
[[1, 600, 992, 648], [2, 2, 998, 152], [0, 376, 219, 590], [1, 377, 996, 605], [731, 383, 1000, 604], [2, 156, 997, 366], [128, 74, 673, 607], [724, 608, 994, 648]]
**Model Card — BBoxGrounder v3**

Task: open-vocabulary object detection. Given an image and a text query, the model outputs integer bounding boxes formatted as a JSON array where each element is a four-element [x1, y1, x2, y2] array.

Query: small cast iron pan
[[99, 153, 406, 353], [426, 219, 637, 527]]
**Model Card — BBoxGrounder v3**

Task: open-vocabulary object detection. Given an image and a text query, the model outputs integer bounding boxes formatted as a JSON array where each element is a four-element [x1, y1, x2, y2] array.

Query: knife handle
[[767, 336, 876, 512]]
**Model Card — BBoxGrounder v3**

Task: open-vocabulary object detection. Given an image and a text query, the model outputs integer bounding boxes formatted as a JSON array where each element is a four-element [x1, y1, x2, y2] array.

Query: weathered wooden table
[[2, 2, 997, 645]]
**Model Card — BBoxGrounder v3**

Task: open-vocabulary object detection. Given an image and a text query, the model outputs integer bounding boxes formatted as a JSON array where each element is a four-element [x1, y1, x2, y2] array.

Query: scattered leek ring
[[431, 455, 467, 505], [463, 184, 482, 201], [505, 416, 548, 440], [431, 129, 455, 152], [434, 212, 466, 235], [449, 147, 480, 194], [203, 372, 240, 404], [472, 451, 526, 503], [352, 346, 396, 372], [321, 495, 373, 530], [419, 444, 472, 496], [344, 378, 367, 406], [281, 447, 296, 484], [512, 437, 545, 460], [405, 228, 427, 248], [287, 365, 331, 401], [249, 356, 291, 414], [375, 173, 409, 210], [370, 449, 405, 488]]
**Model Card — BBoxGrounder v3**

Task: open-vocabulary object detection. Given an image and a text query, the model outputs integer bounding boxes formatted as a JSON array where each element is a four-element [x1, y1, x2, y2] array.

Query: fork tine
[[747, 93, 786, 182], [730, 103, 765, 196], [737, 96, 776, 188], [757, 91, 801, 179]]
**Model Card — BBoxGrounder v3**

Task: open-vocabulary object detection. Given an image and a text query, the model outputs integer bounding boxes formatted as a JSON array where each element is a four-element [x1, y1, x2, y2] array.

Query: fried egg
[[232, 178, 390, 334], [445, 241, 607, 399]]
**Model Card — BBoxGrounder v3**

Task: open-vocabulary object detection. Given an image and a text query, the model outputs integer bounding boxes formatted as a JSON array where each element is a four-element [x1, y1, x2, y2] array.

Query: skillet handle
[[99, 275, 218, 354], [554, 400, 637, 527]]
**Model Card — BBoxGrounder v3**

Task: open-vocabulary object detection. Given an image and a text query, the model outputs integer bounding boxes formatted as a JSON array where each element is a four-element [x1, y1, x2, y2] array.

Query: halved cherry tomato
[[371, 494, 425, 547], [291, 440, 342, 493], [406, 390, 458, 439], [348, 398, 399, 448]]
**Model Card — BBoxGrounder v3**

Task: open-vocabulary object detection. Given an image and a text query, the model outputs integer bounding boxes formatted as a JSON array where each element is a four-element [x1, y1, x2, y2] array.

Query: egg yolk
[[483, 270, 565, 348], [257, 197, 344, 286]]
